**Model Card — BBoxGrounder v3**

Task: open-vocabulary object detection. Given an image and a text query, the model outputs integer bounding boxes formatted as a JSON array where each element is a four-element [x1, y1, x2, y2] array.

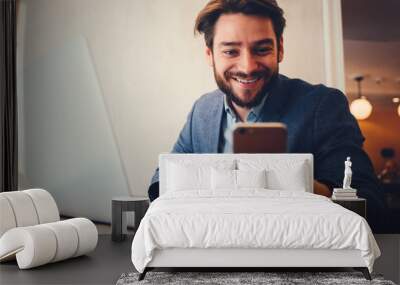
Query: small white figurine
[[342, 157, 353, 189]]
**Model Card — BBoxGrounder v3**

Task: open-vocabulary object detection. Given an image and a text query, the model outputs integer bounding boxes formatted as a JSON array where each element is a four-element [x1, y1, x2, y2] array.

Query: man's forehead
[[213, 14, 276, 46]]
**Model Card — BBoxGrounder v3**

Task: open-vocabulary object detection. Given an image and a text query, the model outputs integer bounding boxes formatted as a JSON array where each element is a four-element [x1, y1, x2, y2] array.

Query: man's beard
[[213, 65, 279, 109]]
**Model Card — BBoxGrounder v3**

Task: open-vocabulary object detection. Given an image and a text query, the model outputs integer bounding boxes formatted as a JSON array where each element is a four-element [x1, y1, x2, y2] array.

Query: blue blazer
[[149, 74, 386, 229]]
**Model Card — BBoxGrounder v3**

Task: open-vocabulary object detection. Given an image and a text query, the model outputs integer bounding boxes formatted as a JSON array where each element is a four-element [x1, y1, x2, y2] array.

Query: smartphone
[[233, 122, 287, 153]]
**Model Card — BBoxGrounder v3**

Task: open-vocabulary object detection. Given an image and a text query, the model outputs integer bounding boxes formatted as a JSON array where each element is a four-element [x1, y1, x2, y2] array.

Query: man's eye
[[223, 50, 238, 56], [255, 47, 272, 55]]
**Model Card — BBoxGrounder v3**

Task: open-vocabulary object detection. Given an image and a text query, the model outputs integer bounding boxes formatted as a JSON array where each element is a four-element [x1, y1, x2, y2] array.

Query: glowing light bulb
[[350, 97, 373, 120]]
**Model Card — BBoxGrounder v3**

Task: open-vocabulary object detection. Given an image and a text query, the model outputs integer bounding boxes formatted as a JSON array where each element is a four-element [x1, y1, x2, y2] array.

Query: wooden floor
[[0, 235, 134, 285]]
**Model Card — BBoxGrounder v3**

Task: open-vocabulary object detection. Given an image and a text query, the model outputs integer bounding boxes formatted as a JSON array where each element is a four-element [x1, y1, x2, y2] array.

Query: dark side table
[[112, 196, 149, 242], [332, 197, 366, 219]]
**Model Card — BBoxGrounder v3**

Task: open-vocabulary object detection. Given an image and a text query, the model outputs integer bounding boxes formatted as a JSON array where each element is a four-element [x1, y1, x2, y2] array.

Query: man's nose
[[237, 52, 259, 75]]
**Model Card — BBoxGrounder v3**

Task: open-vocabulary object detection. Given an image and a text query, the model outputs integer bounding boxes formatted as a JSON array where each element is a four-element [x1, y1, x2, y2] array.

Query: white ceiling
[[341, 0, 400, 98]]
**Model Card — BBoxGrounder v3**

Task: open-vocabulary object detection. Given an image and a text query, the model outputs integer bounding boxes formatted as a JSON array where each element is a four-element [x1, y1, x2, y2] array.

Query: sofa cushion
[[0, 192, 39, 227], [0, 218, 97, 269], [24, 189, 60, 224], [0, 196, 17, 237]]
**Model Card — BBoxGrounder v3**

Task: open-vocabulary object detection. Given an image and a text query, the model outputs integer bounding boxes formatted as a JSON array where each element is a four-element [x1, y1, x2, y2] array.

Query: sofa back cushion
[[0, 189, 60, 238]]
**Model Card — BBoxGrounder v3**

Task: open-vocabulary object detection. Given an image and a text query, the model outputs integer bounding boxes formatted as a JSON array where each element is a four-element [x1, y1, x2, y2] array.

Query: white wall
[[18, 0, 344, 222]]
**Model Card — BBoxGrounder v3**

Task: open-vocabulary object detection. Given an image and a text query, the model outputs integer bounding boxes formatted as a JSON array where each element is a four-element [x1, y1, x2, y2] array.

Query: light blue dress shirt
[[221, 94, 269, 153]]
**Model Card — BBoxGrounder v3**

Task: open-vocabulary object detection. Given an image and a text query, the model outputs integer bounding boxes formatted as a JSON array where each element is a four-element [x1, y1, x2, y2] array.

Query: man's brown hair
[[194, 0, 286, 50]]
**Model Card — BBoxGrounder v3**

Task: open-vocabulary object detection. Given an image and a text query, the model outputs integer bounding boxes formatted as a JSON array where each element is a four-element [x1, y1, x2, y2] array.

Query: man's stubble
[[212, 58, 279, 109]]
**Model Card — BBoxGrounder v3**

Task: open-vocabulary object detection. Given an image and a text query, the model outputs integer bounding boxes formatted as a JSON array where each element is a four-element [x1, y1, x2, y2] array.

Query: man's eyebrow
[[218, 38, 274, 48], [218, 41, 241, 47], [253, 38, 274, 46]]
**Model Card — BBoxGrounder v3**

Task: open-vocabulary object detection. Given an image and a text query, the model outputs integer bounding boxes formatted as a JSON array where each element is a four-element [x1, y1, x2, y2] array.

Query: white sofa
[[0, 189, 98, 269], [132, 153, 379, 281]]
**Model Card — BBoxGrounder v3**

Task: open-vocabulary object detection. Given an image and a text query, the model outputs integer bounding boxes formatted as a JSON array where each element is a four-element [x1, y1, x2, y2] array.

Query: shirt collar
[[223, 93, 269, 122]]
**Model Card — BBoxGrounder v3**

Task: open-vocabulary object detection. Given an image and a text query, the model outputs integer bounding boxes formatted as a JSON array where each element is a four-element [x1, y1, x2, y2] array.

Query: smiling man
[[207, 13, 282, 120], [148, 0, 386, 231]]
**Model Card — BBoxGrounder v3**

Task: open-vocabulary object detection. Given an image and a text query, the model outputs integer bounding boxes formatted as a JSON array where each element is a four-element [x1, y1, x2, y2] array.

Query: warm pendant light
[[350, 76, 372, 120], [350, 96, 373, 120], [398, 104, 400, 117]]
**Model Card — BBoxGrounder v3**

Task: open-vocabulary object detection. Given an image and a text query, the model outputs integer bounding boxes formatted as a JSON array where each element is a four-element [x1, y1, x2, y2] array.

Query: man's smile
[[231, 75, 263, 89]]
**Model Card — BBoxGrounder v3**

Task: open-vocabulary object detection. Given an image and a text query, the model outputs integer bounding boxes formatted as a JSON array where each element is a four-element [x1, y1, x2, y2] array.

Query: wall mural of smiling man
[[208, 13, 282, 115], [148, 0, 387, 232]]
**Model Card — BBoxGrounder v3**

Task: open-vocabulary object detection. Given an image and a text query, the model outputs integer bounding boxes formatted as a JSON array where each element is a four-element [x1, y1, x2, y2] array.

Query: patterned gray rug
[[116, 272, 396, 285]]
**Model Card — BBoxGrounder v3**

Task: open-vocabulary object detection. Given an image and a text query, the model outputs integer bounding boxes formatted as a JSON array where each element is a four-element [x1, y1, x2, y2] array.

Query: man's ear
[[205, 47, 214, 67], [278, 37, 284, 63]]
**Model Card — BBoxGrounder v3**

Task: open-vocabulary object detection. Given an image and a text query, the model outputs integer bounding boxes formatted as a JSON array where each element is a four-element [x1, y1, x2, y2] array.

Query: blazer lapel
[[204, 90, 225, 153], [209, 92, 224, 153], [260, 75, 289, 122], [194, 90, 224, 153]]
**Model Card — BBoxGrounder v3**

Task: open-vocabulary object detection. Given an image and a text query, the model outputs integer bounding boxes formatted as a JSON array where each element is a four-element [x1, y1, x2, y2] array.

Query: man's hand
[[313, 180, 332, 197]]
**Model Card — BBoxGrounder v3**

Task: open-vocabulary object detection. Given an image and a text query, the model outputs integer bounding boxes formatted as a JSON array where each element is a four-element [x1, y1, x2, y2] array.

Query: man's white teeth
[[234, 77, 258, 84]]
